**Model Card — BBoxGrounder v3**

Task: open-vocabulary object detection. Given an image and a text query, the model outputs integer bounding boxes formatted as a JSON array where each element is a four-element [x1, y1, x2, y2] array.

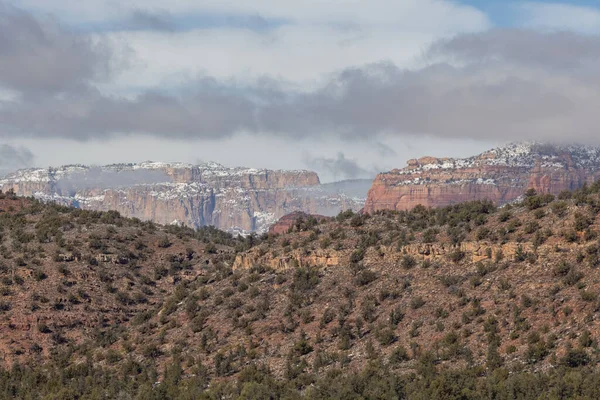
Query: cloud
[[0, 81, 257, 140], [0, 2, 118, 94], [0, 144, 34, 176], [12, 1, 489, 90], [55, 167, 170, 194], [14, 0, 489, 33], [5, 29, 600, 145], [3, 5, 600, 146], [252, 29, 600, 144], [103, 25, 435, 89], [519, 3, 600, 34], [428, 28, 600, 70], [374, 142, 397, 157], [122, 9, 176, 32], [304, 152, 375, 181]]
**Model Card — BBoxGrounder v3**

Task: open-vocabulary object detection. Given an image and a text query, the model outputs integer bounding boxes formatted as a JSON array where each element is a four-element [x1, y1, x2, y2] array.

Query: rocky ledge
[[364, 142, 600, 213]]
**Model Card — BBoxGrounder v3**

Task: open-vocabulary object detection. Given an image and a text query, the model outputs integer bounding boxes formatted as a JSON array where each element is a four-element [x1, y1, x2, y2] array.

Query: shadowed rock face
[[0, 162, 365, 234], [364, 142, 600, 213]]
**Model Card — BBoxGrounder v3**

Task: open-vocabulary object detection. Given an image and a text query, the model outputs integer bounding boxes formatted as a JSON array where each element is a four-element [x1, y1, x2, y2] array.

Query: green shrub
[[411, 296, 426, 309], [158, 236, 172, 248], [401, 255, 417, 269], [448, 249, 465, 263]]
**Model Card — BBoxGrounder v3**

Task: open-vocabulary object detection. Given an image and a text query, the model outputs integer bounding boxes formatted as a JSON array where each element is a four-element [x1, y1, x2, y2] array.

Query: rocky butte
[[0, 161, 367, 234], [364, 142, 600, 213]]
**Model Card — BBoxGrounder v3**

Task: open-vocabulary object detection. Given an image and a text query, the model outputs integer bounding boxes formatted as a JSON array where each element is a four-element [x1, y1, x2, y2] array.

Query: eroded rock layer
[[365, 142, 600, 213], [0, 162, 365, 234]]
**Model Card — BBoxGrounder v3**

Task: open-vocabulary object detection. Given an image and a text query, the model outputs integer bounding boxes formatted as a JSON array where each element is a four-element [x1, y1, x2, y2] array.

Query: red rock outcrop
[[364, 142, 600, 213], [268, 212, 330, 235]]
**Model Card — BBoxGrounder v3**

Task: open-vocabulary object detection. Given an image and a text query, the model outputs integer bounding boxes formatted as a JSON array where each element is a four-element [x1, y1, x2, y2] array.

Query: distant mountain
[[0, 161, 365, 234], [364, 141, 600, 213]]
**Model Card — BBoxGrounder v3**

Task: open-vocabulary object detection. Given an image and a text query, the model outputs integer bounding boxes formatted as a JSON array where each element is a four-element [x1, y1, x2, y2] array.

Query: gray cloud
[[55, 167, 170, 195], [224, 15, 273, 31], [116, 9, 274, 33], [123, 9, 176, 32], [258, 30, 600, 144], [374, 142, 397, 157], [0, 2, 115, 94], [0, 144, 34, 177], [428, 29, 600, 71], [260, 61, 587, 142], [304, 152, 375, 181], [0, 83, 257, 140], [2, 5, 600, 146]]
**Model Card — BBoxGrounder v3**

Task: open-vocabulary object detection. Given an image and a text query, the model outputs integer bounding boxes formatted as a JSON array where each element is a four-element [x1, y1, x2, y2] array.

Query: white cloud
[[0, 87, 20, 102], [14, 0, 489, 32], [104, 26, 439, 91], [79, 1, 487, 93], [14, 1, 490, 91], [520, 2, 600, 33]]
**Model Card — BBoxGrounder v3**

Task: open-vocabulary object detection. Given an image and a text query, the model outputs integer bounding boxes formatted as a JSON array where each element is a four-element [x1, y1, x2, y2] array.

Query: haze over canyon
[[1, 141, 599, 234]]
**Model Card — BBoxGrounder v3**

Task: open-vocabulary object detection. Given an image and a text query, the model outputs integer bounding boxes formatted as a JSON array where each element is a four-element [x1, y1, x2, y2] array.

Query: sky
[[1, 1, 600, 182]]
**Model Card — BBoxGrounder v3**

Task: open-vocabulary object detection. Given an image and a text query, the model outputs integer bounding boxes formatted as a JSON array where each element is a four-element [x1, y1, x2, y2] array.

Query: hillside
[[0, 190, 248, 368], [2, 183, 600, 398], [0, 162, 365, 235], [365, 142, 600, 213]]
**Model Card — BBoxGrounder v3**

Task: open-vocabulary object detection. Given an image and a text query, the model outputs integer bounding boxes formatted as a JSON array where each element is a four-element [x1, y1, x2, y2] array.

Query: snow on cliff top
[[0, 161, 315, 185], [393, 141, 600, 175], [483, 142, 600, 168]]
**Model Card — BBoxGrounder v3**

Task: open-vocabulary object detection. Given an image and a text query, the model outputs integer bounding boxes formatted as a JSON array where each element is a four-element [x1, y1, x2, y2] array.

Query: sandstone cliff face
[[233, 237, 554, 272], [0, 162, 364, 234], [364, 142, 600, 213]]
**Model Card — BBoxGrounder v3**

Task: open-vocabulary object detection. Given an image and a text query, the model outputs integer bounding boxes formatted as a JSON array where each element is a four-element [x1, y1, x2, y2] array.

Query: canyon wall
[[0, 162, 364, 234], [364, 142, 600, 213]]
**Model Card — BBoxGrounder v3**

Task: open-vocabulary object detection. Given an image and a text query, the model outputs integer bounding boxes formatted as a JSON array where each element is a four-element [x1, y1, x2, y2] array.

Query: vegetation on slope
[[1, 183, 600, 398]]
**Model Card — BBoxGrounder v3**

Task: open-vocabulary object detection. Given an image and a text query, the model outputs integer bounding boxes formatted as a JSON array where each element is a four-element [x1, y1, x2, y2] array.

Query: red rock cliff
[[364, 142, 600, 213]]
